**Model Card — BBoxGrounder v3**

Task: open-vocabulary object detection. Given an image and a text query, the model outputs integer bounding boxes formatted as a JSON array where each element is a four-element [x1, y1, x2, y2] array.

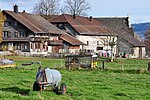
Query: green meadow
[[0, 56, 150, 100]]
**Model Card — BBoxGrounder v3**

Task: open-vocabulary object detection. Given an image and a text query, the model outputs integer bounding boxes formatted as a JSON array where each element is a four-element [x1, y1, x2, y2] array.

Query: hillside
[[132, 22, 150, 39]]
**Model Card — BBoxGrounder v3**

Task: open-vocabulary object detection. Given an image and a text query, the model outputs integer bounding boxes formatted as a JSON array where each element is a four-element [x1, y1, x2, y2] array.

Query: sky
[[0, 0, 149, 24]]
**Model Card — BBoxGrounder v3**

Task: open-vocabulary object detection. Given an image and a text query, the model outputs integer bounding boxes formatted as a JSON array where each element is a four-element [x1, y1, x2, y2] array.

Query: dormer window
[[58, 24, 65, 30]]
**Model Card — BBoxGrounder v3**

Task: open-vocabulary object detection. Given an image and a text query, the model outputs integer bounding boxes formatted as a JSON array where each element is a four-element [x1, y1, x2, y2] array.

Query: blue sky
[[0, 0, 149, 24]]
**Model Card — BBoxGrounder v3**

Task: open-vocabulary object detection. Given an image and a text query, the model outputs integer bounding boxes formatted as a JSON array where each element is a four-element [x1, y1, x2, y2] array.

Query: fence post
[[121, 64, 124, 71], [148, 62, 150, 71], [102, 60, 105, 70]]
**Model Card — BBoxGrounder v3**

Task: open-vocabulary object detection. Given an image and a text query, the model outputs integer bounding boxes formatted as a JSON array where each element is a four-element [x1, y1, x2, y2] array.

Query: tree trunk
[[110, 46, 113, 62]]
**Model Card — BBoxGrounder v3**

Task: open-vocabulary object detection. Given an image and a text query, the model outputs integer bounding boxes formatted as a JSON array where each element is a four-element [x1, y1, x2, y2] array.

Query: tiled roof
[[123, 28, 146, 47], [49, 14, 111, 35], [124, 35, 146, 47], [60, 33, 85, 45], [3, 10, 84, 46], [95, 17, 146, 47], [3, 10, 64, 34]]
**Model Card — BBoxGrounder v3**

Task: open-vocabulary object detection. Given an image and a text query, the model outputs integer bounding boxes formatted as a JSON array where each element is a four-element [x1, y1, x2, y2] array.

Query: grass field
[[0, 56, 150, 100]]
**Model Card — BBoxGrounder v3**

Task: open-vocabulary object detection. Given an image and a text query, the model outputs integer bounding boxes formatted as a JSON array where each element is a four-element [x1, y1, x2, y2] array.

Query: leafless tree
[[32, 0, 60, 15], [62, 0, 91, 16], [0, 11, 6, 43], [96, 18, 130, 62], [96, 33, 118, 62], [144, 27, 150, 56]]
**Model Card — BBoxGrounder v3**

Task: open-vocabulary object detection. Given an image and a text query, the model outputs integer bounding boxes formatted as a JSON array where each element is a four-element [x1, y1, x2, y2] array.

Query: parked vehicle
[[0, 59, 16, 68]]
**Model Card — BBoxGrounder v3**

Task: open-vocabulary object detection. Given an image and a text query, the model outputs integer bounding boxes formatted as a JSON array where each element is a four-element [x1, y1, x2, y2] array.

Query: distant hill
[[132, 22, 150, 39]]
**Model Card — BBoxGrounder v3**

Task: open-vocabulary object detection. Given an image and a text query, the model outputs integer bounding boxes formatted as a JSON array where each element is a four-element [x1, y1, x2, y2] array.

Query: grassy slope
[[0, 56, 150, 100]]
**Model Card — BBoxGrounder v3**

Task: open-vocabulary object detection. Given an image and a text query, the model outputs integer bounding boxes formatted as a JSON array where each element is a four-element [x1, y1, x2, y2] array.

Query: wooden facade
[[1, 6, 84, 54]]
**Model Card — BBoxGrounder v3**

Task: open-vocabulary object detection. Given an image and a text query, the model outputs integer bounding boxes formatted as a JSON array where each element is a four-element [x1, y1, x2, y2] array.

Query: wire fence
[[98, 61, 148, 71]]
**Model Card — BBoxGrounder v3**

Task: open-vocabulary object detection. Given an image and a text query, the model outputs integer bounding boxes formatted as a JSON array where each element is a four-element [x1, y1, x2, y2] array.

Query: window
[[38, 43, 40, 49], [97, 41, 99, 45], [31, 43, 34, 49], [97, 46, 103, 50], [24, 45, 28, 49], [53, 36, 58, 40], [20, 31, 25, 37], [14, 31, 26, 37], [14, 32, 18, 37], [87, 41, 89, 45], [2, 32, 4, 37], [3, 31, 9, 37], [58, 24, 65, 30], [8, 32, 11, 37], [18, 43, 21, 49]]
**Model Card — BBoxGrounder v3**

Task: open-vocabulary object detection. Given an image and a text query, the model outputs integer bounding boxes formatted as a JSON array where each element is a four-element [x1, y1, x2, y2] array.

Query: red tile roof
[[60, 33, 85, 45], [49, 14, 111, 35]]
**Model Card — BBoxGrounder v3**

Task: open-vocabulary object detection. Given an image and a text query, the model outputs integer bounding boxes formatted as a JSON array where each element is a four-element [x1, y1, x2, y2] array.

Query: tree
[[62, 0, 91, 16], [32, 0, 60, 16], [95, 32, 118, 62], [96, 18, 130, 62], [144, 28, 150, 56], [0, 11, 6, 43]]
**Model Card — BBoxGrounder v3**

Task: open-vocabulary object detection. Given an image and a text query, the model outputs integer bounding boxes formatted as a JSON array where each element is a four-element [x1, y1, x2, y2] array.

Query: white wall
[[77, 35, 117, 54], [133, 47, 146, 58], [48, 46, 52, 53], [133, 47, 139, 58], [142, 47, 146, 58]]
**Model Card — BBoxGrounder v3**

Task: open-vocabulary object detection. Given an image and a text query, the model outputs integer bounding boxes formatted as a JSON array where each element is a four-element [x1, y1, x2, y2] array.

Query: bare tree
[[32, 0, 60, 15], [0, 11, 6, 43], [96, 18, 130, 62], [62, 0, 91, 16], [96, 33, 118, 62], [144, 28, 150, 56]]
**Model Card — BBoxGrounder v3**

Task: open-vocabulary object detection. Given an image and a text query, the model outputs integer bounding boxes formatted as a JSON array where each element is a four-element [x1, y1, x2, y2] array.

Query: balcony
[[48, 40, 63, 45], [2, 37, 29, 42], [29, 37, 49, 42]]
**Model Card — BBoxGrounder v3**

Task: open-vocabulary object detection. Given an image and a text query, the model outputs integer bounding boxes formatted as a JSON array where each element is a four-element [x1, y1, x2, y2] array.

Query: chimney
[[23, 10, 26, 13], [89, 16, 92, 21], [73, 13, 75, 19], [14, 4, 18, 13]]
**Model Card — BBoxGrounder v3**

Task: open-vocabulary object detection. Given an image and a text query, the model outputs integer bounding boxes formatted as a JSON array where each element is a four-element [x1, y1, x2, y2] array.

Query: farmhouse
[[1, 5, 84, 54], [96, 17, 146, 58], [49, 14, 117, 56], [1, 5, 146, 58], [49, 14, 146, 58]]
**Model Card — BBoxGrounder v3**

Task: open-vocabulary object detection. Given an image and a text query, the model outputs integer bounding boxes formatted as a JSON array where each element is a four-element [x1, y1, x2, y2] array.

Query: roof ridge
[[4, 10, 41, 32], [3, 10, 63, 34], [62, 14, 69, 23], [63, 14, 91, 33]]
